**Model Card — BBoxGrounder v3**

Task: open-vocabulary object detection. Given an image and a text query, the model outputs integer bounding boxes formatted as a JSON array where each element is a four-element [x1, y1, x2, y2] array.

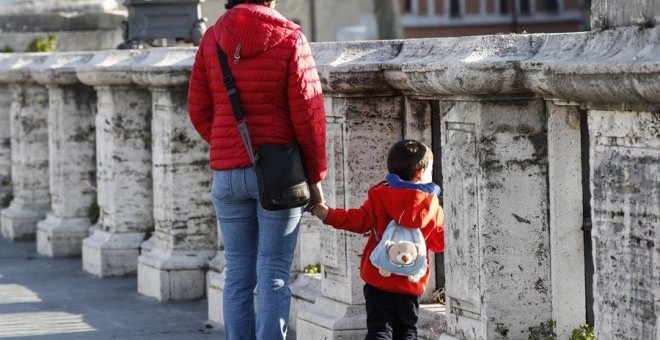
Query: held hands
[[310, 203, 329, 221], [304, 182, 328, 221]]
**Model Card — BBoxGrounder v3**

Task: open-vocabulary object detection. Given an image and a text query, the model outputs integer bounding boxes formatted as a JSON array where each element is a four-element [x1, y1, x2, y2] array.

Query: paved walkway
[[0, 238, 224, 339]]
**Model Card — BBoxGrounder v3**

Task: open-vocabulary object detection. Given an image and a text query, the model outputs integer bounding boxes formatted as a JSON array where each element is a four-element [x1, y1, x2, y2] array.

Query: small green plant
[[570, 324, 595, 340], [1, 191, 13, 208], [303, 263, 321, 274], [25, 35, 58, 53], [1, 46, 14, 53], [528, 320, 556, 340], [88, 202, 100, 224], [144, 224, 155, 241]]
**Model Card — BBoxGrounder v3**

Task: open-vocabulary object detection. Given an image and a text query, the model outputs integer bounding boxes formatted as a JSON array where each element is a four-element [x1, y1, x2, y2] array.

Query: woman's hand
[[310, 203, 329, 221], [305, 182, 324, 212]]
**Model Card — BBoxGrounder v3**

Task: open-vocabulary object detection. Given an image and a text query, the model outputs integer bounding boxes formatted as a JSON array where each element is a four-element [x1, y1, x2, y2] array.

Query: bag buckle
[[222, 74, 233, 85]]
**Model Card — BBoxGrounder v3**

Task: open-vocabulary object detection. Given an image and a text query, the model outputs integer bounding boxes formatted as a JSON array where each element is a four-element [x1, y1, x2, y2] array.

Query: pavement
[[0, 238, 225, 339]]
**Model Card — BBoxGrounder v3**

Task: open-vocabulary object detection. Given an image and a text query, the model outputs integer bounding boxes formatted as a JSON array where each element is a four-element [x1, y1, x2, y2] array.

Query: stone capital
[[76, 50, 148, 87], [383, 34, 536, 96], [0, 54, 49, 84], [131, 48, 195, 88], [523, 26, 660, 105], [32, 52, 95, 86], [312, 40, 402, 95]]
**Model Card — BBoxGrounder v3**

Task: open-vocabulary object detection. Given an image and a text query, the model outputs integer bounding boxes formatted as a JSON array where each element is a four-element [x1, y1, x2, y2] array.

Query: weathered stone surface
[[546, 102, 586, 338], [81, 85, 152, 276], [298, 94, 405, 338], [134, 49, 216, 300], [591, 0, 660, 29], [312, 40, 401, 94], [383, 34, 536, 96], [524, 27, 660, 105], [442, 97, 551, 340], [588, 109, 659, 340], [0, 84, 11, 197], [32, 52, 97, 257], [77, 50, 153, 276], [0, 54, 50, 240]]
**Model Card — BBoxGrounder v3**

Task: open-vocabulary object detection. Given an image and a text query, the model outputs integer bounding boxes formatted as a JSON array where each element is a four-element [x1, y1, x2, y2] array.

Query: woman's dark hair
[[225, 0, 274, 9], [387, 140, 432, 181]]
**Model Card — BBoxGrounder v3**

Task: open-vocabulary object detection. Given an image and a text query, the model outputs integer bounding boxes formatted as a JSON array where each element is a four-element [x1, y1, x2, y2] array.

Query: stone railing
[[1, 23, 658, 340]]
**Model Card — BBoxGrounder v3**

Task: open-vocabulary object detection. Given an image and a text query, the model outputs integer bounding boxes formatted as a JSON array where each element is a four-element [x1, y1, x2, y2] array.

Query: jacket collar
[[385, 173, 441, 196]]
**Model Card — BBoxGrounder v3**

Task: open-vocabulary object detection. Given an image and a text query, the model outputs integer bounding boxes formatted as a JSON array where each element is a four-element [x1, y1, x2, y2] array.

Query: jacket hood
[[379, 174, 442, 230], [214, 4, 300, 61]]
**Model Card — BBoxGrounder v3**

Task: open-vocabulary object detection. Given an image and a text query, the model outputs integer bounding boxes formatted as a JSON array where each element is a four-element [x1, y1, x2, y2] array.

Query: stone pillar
[[546, 100, 586, 338], [132, 48, 217, 301], [441, 96, 551, 340], [77, 50, 153, 277], [0, 60, 11, 199], [588, 108, 659, 340], [298, 90, 405, 338], [32, 52, 97, 257], [0, 54, 50, 241]]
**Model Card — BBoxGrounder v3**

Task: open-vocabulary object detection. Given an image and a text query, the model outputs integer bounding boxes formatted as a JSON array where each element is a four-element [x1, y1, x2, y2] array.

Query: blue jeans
[[211, 168, 302, 340]]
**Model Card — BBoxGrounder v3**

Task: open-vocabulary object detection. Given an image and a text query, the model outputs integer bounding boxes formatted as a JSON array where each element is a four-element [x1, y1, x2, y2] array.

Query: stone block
[[1, 203, 49, 240], [82, 229, 144, 277], [296, 296, 367, 340], [36, 213, 91, 257], [137, 248, 213, 301]]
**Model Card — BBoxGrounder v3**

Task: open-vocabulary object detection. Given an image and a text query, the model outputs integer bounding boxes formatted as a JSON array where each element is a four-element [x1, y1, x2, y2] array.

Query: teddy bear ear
[[385, 240, 394, 251], [415, 243, 421, 255]]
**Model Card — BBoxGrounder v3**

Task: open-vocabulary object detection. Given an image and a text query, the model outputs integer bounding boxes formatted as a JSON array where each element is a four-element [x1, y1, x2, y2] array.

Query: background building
[[400, 0, 591, 38]]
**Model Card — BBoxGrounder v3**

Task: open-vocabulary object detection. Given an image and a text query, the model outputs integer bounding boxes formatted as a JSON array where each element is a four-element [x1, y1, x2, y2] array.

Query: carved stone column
[[0, 56, 11, 200], [0, 54, 50, 241], [132, 48, 217, 301], [298, 41, 404, 339], [77, 50, 153, 277], [32, 52, 97, 257], [382, 35, 553, 339]]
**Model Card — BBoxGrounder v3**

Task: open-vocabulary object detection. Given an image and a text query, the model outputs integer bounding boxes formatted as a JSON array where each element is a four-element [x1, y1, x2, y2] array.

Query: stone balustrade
[[0, 22, 658, 340]]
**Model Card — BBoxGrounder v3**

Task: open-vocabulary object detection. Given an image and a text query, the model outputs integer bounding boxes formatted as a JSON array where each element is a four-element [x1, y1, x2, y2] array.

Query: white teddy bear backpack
[[369, 220, 427, 282]]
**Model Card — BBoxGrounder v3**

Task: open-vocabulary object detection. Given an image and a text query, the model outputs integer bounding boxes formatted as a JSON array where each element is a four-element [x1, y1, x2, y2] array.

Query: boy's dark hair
[[387, 140, 432, 181], [225, 0, 274, 9]]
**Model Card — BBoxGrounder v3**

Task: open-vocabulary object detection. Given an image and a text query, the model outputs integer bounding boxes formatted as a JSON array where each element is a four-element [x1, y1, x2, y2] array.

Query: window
[[544, 0, 559, 13], [500, 0, 510, 14], [404, 0, 413, 13], [450, 0, 462, 17], [521, 0, 531, 15]]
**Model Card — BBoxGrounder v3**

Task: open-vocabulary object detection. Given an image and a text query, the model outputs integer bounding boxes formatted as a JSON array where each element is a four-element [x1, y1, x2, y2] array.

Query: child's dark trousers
[[363, 283, 420, 340]]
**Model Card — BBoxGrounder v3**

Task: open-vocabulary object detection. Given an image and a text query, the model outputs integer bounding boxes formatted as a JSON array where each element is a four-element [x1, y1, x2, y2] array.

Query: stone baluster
[[297, 41, 405, 339], [131, 48, 217, 301], [0, 55, 12, 200], [31, 52, 97, 257], [385, 36, 553, 339], [76, 50, 152, 277], [0, 54, 51, 241]]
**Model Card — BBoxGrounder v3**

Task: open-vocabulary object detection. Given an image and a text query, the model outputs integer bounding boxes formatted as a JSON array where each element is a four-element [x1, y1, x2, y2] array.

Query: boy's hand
[[310, 203, 329, 221]]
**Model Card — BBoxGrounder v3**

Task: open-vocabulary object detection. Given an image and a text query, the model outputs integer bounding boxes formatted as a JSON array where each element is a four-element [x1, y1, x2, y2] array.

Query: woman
[[187, 1, 326, 339]]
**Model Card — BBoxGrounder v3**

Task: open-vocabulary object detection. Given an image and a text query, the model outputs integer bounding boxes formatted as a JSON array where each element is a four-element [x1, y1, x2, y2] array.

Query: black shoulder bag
[[216, 44, 310, 211]]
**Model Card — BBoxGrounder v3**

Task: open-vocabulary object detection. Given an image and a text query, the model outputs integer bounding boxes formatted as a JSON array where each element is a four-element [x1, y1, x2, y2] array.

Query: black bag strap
[[216, 44, 256, 165]]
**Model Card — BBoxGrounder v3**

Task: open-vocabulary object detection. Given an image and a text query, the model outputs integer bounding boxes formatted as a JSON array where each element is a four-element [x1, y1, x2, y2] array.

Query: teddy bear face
[[385, 240, 420, 266]]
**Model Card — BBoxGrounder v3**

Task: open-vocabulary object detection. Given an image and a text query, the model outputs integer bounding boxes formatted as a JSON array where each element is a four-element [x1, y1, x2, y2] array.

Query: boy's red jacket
[[324, 174, 445, 296], [188, 4, 327, 183]]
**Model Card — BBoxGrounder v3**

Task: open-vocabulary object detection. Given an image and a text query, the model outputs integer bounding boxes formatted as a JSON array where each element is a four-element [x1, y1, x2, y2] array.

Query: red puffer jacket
[[188, 4, 327, 183], [323, 175, 445, 296]]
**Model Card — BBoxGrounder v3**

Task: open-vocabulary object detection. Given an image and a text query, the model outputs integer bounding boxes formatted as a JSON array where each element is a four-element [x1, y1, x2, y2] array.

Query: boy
[[311, 139, 445, 340]]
